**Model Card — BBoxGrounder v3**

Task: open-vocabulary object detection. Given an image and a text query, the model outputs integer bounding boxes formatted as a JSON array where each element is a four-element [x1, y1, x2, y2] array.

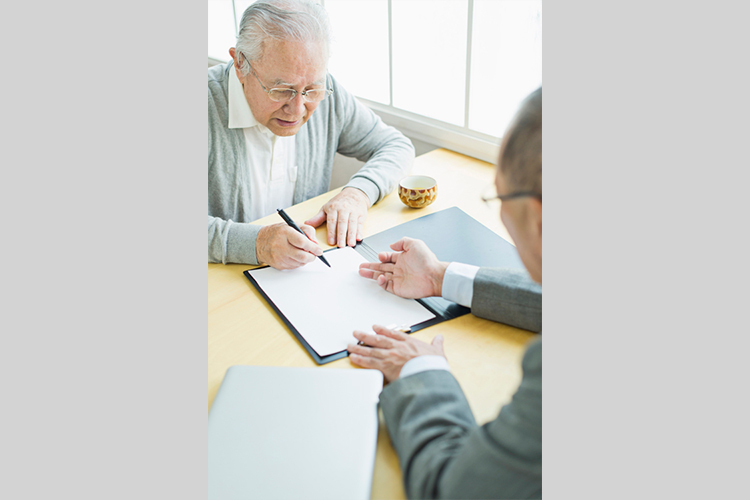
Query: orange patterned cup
[[398, 175, 438, 209]]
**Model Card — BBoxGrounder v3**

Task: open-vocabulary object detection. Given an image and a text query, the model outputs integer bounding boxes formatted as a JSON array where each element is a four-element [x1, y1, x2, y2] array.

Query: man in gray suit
[[349, 87, 543, 499]]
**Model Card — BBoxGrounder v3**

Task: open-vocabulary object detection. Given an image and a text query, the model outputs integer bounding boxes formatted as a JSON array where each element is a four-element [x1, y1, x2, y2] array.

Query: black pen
[[276, 208, 331, 268]]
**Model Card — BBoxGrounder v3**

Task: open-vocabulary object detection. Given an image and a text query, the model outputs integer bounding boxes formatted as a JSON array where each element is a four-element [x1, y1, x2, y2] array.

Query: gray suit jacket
[[471, 268, 542, 333], [380, 269, 542, 499]]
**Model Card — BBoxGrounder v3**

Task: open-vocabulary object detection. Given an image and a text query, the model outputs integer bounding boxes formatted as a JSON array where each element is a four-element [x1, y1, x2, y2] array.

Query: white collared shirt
[[228, 68, 297, 221], [398, 262, 480, 379]]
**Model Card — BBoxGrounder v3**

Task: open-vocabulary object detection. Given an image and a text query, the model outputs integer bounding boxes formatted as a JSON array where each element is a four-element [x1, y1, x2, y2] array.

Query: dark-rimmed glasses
[[481, 191, 542, 204]]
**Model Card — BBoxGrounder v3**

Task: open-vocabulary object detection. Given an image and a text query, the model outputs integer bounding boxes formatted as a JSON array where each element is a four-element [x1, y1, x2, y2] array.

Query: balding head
[[499, 88, 542, 196]]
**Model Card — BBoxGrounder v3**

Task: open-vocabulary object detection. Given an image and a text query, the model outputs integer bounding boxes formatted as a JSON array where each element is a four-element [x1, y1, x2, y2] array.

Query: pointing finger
[[305, 210, 326, 228]]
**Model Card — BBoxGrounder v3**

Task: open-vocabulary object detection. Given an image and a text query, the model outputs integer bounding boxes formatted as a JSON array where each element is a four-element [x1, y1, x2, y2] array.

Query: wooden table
[[208, 148, 538, 500]]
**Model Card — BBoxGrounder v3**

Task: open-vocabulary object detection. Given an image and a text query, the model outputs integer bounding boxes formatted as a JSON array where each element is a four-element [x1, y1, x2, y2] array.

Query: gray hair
[[499, 87, 542, 195], [235, 0, 332, 75]]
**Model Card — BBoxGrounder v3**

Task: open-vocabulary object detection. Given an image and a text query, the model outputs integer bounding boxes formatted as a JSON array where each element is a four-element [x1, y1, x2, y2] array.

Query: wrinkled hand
[[305, 187, 370, 247], [358, 237, 449, 299], [347, 324, 446, 383], [256, 222, 323, 270]]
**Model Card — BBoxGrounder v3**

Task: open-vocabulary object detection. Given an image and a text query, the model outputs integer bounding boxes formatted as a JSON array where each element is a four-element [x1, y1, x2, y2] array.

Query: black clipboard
[[244, 206, 528, 364]]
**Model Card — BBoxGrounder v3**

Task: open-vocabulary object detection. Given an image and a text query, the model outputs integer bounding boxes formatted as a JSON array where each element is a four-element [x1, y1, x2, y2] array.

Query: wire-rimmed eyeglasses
[[243, 53, 333, 103], [481, 191, 542, 204]]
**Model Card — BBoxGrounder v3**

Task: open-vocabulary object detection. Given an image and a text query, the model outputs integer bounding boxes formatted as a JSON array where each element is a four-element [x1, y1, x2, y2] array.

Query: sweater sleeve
[[331, 76, 415, 205], [208, 216, 262, 265]]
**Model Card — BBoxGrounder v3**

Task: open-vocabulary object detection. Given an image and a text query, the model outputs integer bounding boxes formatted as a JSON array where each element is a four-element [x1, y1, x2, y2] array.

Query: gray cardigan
[[208, 62, 415, 265]]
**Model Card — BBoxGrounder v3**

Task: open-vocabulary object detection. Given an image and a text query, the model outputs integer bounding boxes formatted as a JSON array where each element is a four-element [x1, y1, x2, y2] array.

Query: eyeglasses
[[481, 191, 542, 204], [243, 54, 333, 103]]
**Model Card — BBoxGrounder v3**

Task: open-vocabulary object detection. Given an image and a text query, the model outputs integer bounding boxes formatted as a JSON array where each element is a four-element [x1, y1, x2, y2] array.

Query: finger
[[347, 213, 358, 247], [431, 335, 446, 356], [373, 324, 409, 341], [348, 352, 382, 371], [389, 238, 407, 252], [305, 209, 326, 228], [378, 251, 399, 264], [336, 212, 349, 247], [300, 224, 322, 251], [359, 268, 387, 281], [376, 273, 393, 291], [362, 262, 395, 273], [287, 228, 323, 256], [276, 251, 312, 270], [289, 248, 316, 266], [347, 342, 387, 359], [385, 278, 395, 294], [358, 268, 377, 280], [353, 330, 395, 349], [326, 210, 337, 246]]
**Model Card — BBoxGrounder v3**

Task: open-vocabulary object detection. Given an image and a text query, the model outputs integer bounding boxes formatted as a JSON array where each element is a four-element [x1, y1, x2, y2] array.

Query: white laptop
[[208, 365, 383, 500]]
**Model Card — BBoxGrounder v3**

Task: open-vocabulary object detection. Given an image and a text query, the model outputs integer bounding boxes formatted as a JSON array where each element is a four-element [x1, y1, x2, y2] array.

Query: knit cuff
[[225, 222, 262, 265]]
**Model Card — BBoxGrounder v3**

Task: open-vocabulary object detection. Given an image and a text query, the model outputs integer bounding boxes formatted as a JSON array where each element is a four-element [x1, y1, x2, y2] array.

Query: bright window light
[[392, 0, 468, 127], [326, 0, 390, 105], [208, 0, 236, 61], [469, 0, 542, 137]]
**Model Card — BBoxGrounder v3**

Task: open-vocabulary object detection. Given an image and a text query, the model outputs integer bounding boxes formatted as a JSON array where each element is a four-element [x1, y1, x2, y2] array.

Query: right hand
[[358, 237, 449, 299], [256, 223, 323, 270]]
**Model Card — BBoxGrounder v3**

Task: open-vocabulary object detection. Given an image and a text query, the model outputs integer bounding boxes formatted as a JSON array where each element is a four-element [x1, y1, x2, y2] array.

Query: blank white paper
[[248, 247, 436, 356]]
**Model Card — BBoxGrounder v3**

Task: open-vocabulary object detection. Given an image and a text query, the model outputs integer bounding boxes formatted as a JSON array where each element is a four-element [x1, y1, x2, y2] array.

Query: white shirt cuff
[[399, 355, 451, 379], [441, 262, 480, 307]]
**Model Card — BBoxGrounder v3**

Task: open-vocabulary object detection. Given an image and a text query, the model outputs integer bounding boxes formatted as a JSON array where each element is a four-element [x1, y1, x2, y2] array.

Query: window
[[207, 0, 542, 162]]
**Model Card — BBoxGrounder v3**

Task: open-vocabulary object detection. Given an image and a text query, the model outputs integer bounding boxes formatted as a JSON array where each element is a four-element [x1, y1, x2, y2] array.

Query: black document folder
[[244, 206, 527, 364], [354, 206, 526, 330]]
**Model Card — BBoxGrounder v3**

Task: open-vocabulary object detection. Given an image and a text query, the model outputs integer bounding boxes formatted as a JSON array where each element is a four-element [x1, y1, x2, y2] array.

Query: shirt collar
[[228, 66, 273, 136]]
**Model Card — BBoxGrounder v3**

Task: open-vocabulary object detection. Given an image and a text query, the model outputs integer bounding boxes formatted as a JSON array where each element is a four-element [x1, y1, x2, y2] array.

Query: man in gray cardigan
[[350, 88, 543, 499], [209, 0, 414, 268]]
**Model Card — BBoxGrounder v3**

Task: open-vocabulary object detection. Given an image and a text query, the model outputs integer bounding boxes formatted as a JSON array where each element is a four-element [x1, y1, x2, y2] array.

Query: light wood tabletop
[[208, 148, 539, 500]]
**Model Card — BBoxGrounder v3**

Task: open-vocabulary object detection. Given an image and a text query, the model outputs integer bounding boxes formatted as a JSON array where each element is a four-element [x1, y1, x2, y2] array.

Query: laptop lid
[[208, 366, 383, 500]]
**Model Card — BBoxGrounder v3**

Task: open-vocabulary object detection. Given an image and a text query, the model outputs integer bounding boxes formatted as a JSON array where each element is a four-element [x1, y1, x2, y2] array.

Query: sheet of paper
[[248, 247, 436, 357]]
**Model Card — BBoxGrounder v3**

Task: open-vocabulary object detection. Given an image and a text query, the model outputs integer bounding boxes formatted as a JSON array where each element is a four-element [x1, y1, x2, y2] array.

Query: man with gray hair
[[351, 88, 543, 498], [208, 0, 414, 268]]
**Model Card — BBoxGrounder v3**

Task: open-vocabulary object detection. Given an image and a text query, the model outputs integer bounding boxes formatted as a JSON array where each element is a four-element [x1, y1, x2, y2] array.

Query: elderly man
[[208, 0, 414, 268], [350, 88, 543, 499]]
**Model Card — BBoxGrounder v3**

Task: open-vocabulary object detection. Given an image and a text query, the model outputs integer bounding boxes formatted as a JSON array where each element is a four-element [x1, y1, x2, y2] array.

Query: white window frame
[[209, 0, 540, 163]]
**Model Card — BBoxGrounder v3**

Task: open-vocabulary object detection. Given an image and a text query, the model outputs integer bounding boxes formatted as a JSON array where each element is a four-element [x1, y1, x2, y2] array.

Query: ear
[[529, 197, 542, 240], [229, 48, 244, 82]]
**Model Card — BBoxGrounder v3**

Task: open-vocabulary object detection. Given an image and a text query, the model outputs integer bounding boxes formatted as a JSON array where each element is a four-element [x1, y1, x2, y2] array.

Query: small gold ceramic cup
[[398, 175, 438, 208]]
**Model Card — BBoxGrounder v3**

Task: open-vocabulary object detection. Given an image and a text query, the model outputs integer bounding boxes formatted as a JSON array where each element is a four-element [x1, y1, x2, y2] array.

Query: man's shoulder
[[208, 62, 231, 98], [208, 61, 229, 82]]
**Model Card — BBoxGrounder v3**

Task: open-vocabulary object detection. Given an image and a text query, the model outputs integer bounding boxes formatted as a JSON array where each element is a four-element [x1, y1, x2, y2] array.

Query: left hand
[[347, 324, 446, 383], [305, 187, 370, 247]]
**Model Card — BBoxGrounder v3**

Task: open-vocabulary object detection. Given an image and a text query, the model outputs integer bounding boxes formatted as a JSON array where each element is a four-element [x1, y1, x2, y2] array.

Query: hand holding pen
[[254, 211, 328, 270], [277, 209, 331, 268]]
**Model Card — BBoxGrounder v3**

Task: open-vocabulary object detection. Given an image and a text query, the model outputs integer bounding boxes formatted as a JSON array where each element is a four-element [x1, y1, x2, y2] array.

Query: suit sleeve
[[471, 268, 542, 332], [379, 339, 542, 499]]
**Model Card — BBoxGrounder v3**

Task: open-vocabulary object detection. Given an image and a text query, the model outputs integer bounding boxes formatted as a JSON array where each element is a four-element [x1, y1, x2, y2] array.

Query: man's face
[[233, 39, 327, 137], [496, 167, 542, 283]]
